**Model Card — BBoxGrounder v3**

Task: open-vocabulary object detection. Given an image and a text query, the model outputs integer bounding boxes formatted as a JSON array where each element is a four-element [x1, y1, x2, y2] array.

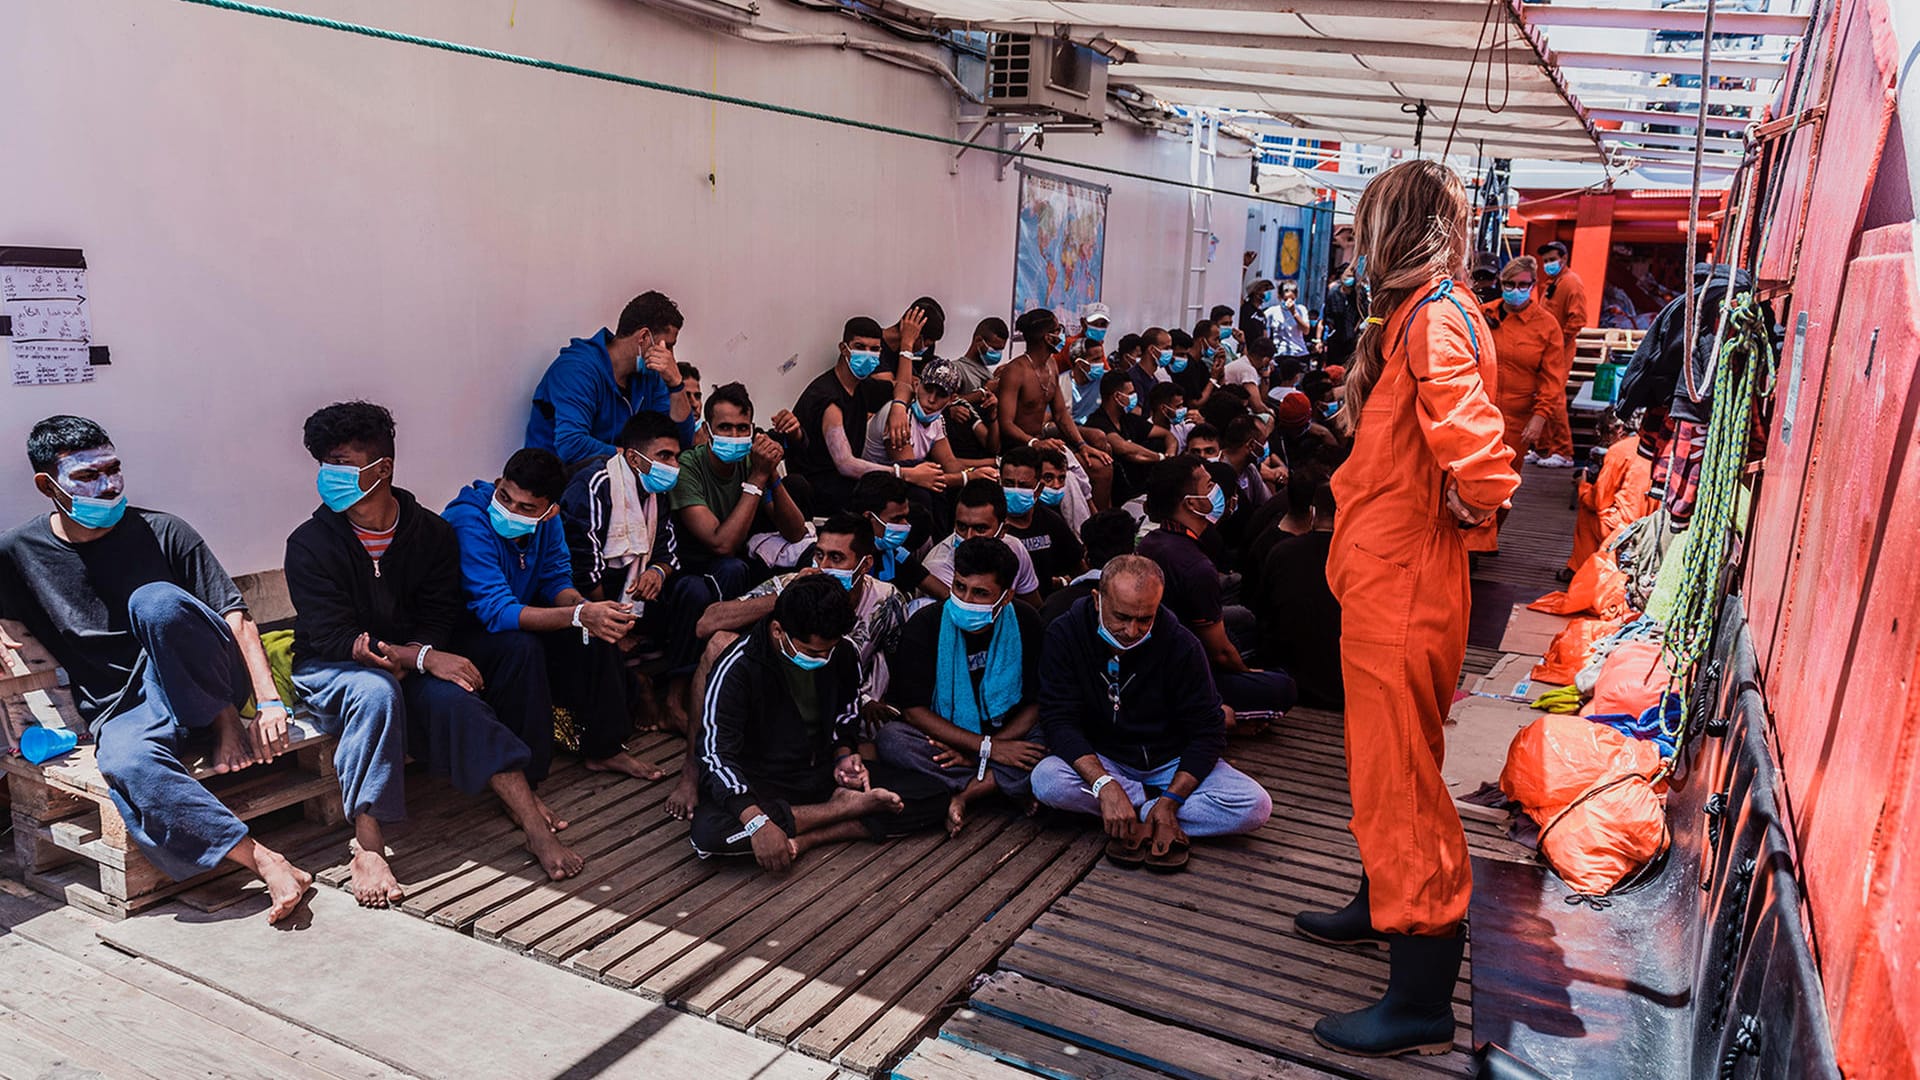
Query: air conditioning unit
[[987, 34, 1109, 124]]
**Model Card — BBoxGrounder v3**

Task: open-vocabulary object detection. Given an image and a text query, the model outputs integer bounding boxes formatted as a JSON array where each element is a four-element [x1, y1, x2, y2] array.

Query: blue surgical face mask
[[818, 558, 866, 590], [1085, 362, 1106, 382], [1202, 344, 1216, 360], [1172, 406, 1189, 424], [1085, 326, 1108, 344], [1003, 486, 1036, 515], [847, 349, 881, 379], [944, 593, 1004, 634], [983, 347, 1005, 365], [711, 435, 752, 463], [316, 459, 385, 513], [779, 629, 832, 671], [1096, 598, 1150, 652], [1189, 484, 1225, 524], [1503, 286, 1533, 309], [1125, 392, 1139, 412], [1262, 289, 1276, 305], [488, 496, 544, 541], [871, 514, 911, 551], [910, 398, 940, 424], [1342, 276, 1356, 288], [1543, 259, 1563, 277], [55, 485, 128, 530], [1037, 483, 1065, 507], [630, 453, 680, 495], [1169, 356, 1189, 373]]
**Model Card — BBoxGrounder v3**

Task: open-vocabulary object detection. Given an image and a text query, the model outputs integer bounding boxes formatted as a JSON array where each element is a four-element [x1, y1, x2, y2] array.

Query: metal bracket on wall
[[951, 114, 1086, 180]]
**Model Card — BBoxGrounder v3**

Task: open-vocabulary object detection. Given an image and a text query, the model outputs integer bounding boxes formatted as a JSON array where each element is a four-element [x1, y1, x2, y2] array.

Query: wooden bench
[[2, 570, 345, 920]]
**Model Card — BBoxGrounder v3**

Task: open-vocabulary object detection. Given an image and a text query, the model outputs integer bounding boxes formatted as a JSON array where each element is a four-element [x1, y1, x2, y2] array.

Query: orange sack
[[1500, 714, 1669, 896], [1530, 549, 1633, 620], [1530, 616, 1629, 685], [1580, 640, 1673, 719]]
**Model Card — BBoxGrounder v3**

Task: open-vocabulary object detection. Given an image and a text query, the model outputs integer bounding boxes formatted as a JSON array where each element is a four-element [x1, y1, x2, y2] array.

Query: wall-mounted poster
[[1013, 167, 1108, 322], [1276, 226, 1304, 281]]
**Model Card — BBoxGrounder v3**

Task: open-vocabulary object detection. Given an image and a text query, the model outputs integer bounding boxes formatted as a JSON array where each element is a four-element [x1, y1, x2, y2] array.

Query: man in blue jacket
[[1031, 554, 1272, 872], [444, 449, 665, 802], [526, 291, 697, 466]]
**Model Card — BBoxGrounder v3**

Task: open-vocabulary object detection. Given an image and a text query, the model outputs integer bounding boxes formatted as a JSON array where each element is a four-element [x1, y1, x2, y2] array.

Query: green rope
[[1661, 292, 1775, 748], [173, 0, 1314, 208]]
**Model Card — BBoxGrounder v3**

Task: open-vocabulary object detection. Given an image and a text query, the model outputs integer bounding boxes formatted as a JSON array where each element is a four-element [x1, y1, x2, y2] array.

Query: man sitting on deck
[[691, 575, 944, 870], [997, 308, 1113, 509], [1031, 556, 1272, 871], [669, 382, 812, 593], [918, 478, 1042, 605], [525, 290, 696, 467], [443, 449, 665, 812], [557, 410, 713, 733], [668, 513, 908, 820], [0, 416, 311, 922], [288, 402, 576, 900], [877, 538, 1045, 836]]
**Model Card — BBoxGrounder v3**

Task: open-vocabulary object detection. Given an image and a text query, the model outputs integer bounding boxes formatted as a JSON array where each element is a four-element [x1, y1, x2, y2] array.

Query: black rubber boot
[[1293, 874, 1389, 949], [1312, 931, 1464, 1058]]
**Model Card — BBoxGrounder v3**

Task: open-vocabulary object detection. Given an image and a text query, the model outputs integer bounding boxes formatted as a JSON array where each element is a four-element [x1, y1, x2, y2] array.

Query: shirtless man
[[0, 416, 313, 921], [999, 308, 1115, 508]]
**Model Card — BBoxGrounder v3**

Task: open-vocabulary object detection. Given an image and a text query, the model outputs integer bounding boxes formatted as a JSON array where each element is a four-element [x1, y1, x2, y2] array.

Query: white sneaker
[[1524, 450, 1543, 465], [1538, 454, 1574, 468]]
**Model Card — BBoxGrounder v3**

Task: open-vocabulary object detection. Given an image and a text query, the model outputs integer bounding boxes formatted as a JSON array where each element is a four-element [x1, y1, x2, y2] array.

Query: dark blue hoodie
[[443, 481, 575, 634], [524, 328, 693, 465]]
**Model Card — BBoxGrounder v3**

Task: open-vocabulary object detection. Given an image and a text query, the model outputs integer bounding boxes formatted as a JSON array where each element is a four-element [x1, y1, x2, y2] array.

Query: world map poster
[[1013, 168, 1108, 321]]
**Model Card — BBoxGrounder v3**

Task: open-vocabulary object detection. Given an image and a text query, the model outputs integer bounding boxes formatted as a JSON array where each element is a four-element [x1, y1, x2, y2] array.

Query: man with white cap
[[1061, 303, 1113, 425]]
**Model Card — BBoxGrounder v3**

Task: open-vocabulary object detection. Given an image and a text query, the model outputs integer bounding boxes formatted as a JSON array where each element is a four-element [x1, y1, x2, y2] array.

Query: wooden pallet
[[5, 719, 342, 920]]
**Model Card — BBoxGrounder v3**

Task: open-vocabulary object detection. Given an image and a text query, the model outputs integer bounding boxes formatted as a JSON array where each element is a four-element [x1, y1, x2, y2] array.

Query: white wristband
[[572, 603, 589, 644], [726, 813, 771, 844], [1090, 774, 1116, 798], [415, 644, 432, 674], [741, 482, 764, 499], [976, 735, 992, 782]]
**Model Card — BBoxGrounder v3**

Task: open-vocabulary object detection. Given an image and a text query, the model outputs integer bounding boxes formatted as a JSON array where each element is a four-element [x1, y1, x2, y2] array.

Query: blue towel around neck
[[933, 604, 1024, 735]]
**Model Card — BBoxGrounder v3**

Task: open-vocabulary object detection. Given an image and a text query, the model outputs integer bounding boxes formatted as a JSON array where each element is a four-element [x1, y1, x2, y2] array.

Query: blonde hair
[[1340, 160, 1473, 432], [1499, 255, 1539, 286]]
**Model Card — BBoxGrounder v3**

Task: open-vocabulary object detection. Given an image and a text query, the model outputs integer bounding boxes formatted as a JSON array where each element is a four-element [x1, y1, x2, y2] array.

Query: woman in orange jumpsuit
[[1294, 160, 1521, 1058], [1485, 255, 1569, 464]]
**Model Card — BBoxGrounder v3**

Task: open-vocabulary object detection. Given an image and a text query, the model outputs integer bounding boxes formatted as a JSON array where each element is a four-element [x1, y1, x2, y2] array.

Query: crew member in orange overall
[[1535, 240, 1588, 465], [1564, 411, 1655, 576], [1293, 160, 1521, 1059], [1485, 256, 1567, 461]]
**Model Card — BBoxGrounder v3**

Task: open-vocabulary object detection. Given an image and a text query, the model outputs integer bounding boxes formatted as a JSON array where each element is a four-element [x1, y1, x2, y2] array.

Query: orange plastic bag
[[1530, 616, 1628, 685], [1581, 641, 1674, 720], [1529, 550, 1633, 620], [1499, 714, 1669, 896]]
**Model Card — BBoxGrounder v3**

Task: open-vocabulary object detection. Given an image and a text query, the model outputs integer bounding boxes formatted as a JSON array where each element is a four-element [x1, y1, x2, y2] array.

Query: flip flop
[[1105, 836, 1147, 869], [1144, 834, 1192, 873]]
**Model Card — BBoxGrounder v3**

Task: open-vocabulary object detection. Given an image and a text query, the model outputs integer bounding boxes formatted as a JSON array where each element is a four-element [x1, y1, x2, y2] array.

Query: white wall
[[0, 0, 1250, 573]]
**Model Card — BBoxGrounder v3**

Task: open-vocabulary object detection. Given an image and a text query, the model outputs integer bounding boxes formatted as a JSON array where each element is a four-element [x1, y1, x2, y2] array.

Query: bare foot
[[526, 828, 585, 881], [211, 708, 255, 774], [531, 794, 568, 832], [349, 844, 404, 909], [829, 785, 904, 815], [666, 773, 698, 821], [585, 750, 667, 781], [945, 794, 969, 838], [255, 847, 314, 925]]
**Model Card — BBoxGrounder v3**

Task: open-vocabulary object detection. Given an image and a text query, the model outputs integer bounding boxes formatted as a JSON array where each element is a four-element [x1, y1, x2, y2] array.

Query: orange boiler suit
[[1540, 267, 1590, 458], [1328, 278, 1521, 935], [1485, 295, 1568, 461], [1566, 435, 1655, 572]]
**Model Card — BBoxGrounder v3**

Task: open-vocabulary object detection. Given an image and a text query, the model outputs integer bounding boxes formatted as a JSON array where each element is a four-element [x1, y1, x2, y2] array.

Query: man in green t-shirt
[[668, 382, 810, 598]]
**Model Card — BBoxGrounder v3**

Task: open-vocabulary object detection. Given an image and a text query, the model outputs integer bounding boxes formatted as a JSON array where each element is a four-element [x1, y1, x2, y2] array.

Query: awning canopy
[[899, 0, 1608, 161], [866, 0, 1810, 178]]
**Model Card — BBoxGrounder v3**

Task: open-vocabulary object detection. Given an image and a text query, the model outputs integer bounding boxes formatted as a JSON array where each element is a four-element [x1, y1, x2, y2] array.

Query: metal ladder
[[1180, 112, 1217, 328]]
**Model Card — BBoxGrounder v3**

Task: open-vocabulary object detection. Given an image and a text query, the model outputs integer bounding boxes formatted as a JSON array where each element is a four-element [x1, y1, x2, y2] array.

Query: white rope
[[1680, 0, 1719, 403]]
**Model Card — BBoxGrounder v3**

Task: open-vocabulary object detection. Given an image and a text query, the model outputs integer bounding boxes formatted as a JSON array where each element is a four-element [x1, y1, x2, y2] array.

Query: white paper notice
[[2, 263, 92, 385], [9, 340, 92, 385]]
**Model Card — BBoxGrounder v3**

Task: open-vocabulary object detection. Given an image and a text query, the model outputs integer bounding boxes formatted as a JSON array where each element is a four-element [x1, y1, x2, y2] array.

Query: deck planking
[[942, 462, 1578, 1079], [252, 731, 1100, 1077]]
